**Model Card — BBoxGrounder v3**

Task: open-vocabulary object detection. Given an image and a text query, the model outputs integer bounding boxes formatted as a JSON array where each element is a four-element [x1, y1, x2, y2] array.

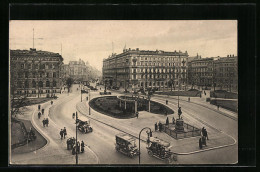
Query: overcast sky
[[9, 20, 237, 71]]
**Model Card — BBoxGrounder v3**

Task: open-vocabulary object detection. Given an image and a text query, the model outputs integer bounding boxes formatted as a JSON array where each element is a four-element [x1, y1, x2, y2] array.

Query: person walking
[[172, 116, 175, 124], [42, 108, 44, 115], [51, 100, 53, 105], [136, 112, 139, 119], [166, 117, 169, 126], [38, 104, 41, 111], [217, 105, 220, 110], [81, 141, 85, 153], [155, 122, 158, 131], [38, 112, 41, 119], [158, 122, 162, 132], [188, 97, 190, 102], [166, 100, 168, 105], [42, 118, 46, 127], [63, 127, 67, 139], [46, 118, 49, 127], [76, 141, 80, 154], [60, 129, 63, 140]]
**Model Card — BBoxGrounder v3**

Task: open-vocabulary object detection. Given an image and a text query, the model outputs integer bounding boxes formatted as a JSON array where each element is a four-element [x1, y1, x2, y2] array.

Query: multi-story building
[[188, 56, 214, 88], [214, 55, 237, 91], [103, 48, 189, 91], [10, 48, 63, 98]]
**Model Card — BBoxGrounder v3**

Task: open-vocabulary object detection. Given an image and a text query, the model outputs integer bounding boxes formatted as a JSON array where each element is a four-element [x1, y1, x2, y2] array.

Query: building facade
[[103, 48, 189, 91], [10, 48, 63, 98], [214, 55, 238, 91], [188, 57, 214, 88]]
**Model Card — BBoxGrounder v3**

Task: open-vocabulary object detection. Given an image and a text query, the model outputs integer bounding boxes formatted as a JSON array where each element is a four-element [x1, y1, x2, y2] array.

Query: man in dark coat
[[42, 108, 44, 115], [38, 112, 41, 119], [81, 141, 85, 153], [60, 129, 63, 140], [63, 127, 67, 139], [42, 118, 46, 127], [155, 122, 158, 131], [172, 116, 175, 124], [136, 112, 139, 119], [38, 104, 41, 111], [166, 117, 169, 125], [76, 141, 80, 154], [46, 118, 49, 127]]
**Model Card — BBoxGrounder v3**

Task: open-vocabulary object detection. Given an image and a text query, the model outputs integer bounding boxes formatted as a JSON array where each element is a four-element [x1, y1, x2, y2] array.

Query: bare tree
[[66, 77, 74, 95]]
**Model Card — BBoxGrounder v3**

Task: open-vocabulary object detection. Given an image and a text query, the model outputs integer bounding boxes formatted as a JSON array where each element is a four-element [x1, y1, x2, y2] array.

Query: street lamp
[[138, 127, 152, 164], [75, 111, 79, 164], [89, 89, 91, 115]]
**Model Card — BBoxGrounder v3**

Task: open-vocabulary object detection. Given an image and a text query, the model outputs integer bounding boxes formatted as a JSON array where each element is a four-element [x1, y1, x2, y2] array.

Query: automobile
[[77, 119, 93, 133], [100, 91, 111, 95], [115, 133, 139, 158], [146, 137, 177, 163]]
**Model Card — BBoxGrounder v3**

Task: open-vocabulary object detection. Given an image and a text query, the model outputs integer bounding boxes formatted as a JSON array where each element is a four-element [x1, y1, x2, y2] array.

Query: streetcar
[[115, 133, 139, 158]]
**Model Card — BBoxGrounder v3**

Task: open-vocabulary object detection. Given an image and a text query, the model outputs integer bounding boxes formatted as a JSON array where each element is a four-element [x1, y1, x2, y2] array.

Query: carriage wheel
[[148, 150, 153, 157]]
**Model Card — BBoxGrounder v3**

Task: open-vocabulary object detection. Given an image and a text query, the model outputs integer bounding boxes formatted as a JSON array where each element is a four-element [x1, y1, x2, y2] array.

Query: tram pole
[[138, 127, 152, 164], [76, 111, 78, 164]]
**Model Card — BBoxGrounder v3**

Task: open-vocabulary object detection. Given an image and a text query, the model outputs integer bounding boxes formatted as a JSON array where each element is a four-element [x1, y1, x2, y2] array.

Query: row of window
[[16, 63, 59, 70], [16, 89, 58, 95], [132, 74, 186, 79], [16, 80, 57, 88], [15, 72, 58, 78]]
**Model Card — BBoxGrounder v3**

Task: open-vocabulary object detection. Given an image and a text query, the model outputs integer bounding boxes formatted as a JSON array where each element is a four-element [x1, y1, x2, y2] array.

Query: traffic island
[[89, 96, 174, 119]]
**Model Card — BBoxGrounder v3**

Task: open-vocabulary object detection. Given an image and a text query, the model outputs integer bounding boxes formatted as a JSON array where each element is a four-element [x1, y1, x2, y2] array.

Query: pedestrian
[[46, 118, 49, 127], [166, 117, 169, 125], [166, 100, 168, 105], [81, 141, 85, 153], [201, 127, 205, 136], [136, 112, 139, 119], [42, 108, 44, 115], [217, 105, 220, 110], [86, 97, 88, 101], [172, 116, 175, 124], [72, 113, 75, 119], [204, 128, 209, 140], [42, 118, 46, 127], [188, 97, 190, 102], [63, 127, 67, 139], [155, 122, 158, 131], [76, 141, 80, 154], [51, 100, 53, 105], [60, 129, 63, 140], [158, 122, 162, 132], [38, 112, 41, 119], [38, 104, 41, 111]]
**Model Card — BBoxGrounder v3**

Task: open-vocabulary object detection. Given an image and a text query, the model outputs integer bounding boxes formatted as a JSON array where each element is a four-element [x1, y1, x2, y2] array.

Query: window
[[32, 80, 36, 88], [21, 64, 24, 69], [53, 72, 56, 78], [46, 81, 50, 87], [38, 81, 43, 87], [24, 80, 29, 88], [53, 81, 57, 87]]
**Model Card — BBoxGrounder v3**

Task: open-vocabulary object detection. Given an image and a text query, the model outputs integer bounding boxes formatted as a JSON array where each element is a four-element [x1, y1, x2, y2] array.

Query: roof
[[116, 133, 136, 142], [10, 49, 62, 58], [149, 137, 170, 147]]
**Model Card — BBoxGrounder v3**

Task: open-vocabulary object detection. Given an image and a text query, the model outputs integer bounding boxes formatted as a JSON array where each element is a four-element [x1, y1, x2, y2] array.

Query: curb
[[155, 95, 237, 121], [76, 101, 236, 156]]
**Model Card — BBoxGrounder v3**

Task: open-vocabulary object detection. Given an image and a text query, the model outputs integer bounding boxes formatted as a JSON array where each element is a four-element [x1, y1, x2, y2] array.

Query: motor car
[[115, 133, 139, 158]]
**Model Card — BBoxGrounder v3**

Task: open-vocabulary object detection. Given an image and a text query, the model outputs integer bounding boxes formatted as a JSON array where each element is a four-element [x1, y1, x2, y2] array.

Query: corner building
[[10, 48, 63, 98], [103, 48, 189, 91]]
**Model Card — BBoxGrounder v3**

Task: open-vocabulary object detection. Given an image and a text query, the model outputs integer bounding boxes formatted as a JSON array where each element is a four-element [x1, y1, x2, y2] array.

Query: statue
[[178, 107, 182, 119]]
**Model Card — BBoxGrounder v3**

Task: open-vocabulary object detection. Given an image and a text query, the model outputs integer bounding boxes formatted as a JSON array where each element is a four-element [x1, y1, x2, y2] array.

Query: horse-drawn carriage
[[115, 133, 139, 158], [147, 137, 177, 163], [77, 119, 93, 133]]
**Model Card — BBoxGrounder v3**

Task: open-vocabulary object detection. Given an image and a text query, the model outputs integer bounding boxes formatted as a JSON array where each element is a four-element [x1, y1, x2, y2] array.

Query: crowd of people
[[42, 118, 49, 127]]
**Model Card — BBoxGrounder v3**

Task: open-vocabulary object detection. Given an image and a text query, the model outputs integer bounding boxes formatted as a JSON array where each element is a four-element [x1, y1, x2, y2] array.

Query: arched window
[[46, 80, 50, 87], [38, 81, 43, 87], [32, 80, 36, 88]]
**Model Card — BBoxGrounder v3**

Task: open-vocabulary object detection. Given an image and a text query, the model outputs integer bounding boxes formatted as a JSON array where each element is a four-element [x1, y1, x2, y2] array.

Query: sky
[[9, 20, 237, 71]]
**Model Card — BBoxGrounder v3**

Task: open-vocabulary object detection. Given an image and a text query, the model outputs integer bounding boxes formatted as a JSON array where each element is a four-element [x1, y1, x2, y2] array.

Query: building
[[188, 56, 214, 88], [214, 55, 238, 91], [10, 48, 63, 98], [61, 59, 101, 83], [187, 54, 238, 91], [103, 48, 189, 91]]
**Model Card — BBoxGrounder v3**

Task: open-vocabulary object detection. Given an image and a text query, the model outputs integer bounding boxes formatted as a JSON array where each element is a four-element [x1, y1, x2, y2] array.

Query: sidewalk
[[76, 92, 236, 155], [156, 94, 238, 120], [11, 92, 98, 165]]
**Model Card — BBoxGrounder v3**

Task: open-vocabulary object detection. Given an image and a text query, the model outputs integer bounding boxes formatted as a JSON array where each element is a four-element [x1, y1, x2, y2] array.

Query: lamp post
[[138, 127, 152, 164], [75, 111, 78, 164], [89, 89, 91, 115]]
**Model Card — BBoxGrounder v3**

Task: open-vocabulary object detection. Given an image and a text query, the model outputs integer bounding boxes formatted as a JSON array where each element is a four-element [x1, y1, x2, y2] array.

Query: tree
[[10, 96, 29, 118], [66, 77, 74, 95]]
